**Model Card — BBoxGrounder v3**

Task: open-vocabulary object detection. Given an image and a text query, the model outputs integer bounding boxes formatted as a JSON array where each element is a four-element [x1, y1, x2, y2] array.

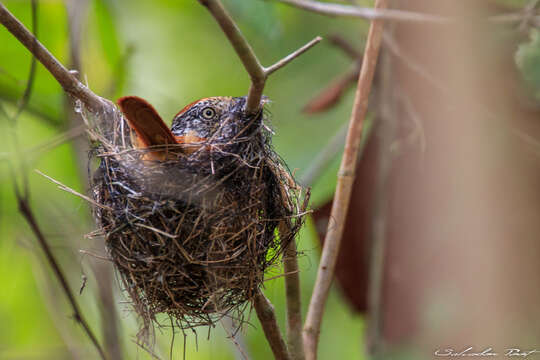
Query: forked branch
[[198, 0, 321, 114], [302, 0, 389, 359]]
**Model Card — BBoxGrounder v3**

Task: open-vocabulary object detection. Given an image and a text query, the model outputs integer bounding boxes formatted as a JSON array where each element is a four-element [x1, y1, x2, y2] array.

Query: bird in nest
[[116, 95, 298, 196]]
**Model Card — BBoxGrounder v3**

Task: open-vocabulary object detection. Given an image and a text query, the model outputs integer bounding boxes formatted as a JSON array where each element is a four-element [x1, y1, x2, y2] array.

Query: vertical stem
[[302, 1, 389, 359], [253, 290, 291, 360]]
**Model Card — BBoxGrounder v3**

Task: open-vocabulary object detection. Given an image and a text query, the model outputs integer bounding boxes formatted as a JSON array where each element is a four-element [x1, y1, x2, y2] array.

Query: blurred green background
[[0, 0, 365, 359], [1, 0, 539, 359]]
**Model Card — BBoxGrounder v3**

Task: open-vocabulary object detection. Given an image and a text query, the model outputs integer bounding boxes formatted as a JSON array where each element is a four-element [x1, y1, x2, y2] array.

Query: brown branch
[[327, 34, 362, 59], [274, 0, 447, 23], [302, 35, 361, 115], [302, 65, 359, 115], [281, 224, 304, 360], [0, 3, 109, 114], [265, 37, 322, 76], [253, 290, 291, 360], [302, 0, 389, 359], [274, 0, 540, 26], [17, 198, 108, 360], [197, 0, 321, 114]]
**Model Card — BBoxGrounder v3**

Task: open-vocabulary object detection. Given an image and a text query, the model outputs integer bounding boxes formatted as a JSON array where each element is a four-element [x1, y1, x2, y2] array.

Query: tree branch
[[273, 0, 540, 26], [273, 0, 446, 23], [302, 0, 389, 359], [0, 3, 109, 114], [327, 34, 362, 60], [198, 0, 321, 114], [265, 37, 322, 76], [253, 290, 291, 360], [302, 65, 359, 115]]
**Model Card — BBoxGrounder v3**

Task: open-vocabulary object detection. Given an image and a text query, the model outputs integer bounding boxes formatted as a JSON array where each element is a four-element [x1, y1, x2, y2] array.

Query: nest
[[85, 99, 306, 332]]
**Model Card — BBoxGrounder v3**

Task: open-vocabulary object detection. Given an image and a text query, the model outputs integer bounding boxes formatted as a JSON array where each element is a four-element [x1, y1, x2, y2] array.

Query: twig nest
[[86, 97, 306, 331]]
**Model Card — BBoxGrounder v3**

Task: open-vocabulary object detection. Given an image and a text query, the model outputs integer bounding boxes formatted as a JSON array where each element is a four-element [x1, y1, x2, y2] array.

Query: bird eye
[[201, 107, 216, 120]]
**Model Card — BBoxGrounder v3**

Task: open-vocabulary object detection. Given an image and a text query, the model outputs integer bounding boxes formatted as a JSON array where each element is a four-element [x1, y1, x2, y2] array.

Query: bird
[[91, 95, 303, 324], [117, 95, 258, 162], [116, 93, 299, 217]]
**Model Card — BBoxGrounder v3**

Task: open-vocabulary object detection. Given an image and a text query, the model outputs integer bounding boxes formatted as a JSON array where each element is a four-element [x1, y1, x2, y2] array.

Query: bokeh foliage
[[2, 0, 538, 359], [0, 0, 362, 359]]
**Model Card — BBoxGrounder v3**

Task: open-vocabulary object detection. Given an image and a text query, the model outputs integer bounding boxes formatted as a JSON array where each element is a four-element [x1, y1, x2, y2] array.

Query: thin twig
[[302, 65, 358, 115], [274, 0, 540, 26], [220, 318, 250, 360], [281, 223, 304, 360], [302, 0, 388, 359], [0, 3, 109, 113], [274, 0, 447, 23], [265, 37, 322, 76], [0, 125, 85, 162], [17, 197, 108, 360], [197, 0, 321, 114], [35, 170, 114, 211], [299, 122, 347, 187], [264, 270, 300, 283], [302, 35, 361, 114], [253, 290, 291, 360]]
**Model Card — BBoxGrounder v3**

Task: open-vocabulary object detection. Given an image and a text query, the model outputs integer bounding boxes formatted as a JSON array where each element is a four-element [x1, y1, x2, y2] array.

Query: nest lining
[[86, 100, 306, 332]]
